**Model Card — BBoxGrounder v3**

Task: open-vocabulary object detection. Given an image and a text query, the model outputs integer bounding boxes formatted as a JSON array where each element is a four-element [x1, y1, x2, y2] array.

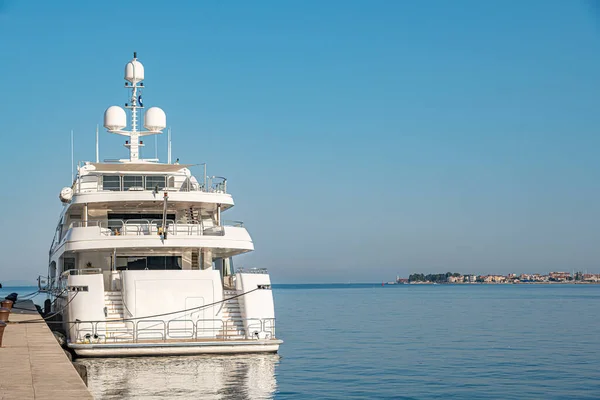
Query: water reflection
[[79, 354, 279, 400]]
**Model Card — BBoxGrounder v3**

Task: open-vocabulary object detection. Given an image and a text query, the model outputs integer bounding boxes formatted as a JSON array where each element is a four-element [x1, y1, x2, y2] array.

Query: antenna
[[70, 129, 74, 182], [95, 125, 99, 163], [155, 134, 158, 160], [168, 127, 172, 164], [103, 53, 166, 162]]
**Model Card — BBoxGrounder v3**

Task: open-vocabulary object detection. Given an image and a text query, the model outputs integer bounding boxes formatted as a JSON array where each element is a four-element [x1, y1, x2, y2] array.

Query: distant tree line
[[408, 272, 461, 283]]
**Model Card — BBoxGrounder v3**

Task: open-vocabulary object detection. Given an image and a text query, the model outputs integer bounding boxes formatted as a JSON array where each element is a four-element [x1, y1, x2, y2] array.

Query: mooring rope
[[14, 287, 260, 325], [12, 291, 80, 324]]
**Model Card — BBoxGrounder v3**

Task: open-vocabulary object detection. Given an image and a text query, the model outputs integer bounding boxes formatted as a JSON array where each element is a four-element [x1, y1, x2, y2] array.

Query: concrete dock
[[0, 300, 93, 399]]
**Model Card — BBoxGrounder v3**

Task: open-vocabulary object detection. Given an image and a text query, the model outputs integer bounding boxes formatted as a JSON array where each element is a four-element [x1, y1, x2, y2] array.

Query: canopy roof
[[89, 163, 193, 173]]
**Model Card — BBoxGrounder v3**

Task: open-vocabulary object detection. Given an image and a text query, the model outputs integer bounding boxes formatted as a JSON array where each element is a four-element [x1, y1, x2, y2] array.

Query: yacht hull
[[70, 339, 282, 357]]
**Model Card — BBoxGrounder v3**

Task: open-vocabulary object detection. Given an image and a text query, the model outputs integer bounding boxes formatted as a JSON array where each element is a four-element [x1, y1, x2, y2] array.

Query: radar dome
[[59, 187, 73, 203], [144, 107, 166, 131], [104, 106, 127, 131], [125, 60, 144, 84]]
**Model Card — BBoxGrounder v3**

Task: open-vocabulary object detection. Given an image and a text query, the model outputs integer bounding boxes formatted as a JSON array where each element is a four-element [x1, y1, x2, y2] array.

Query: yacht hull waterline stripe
[[71, 341, 282, 357]]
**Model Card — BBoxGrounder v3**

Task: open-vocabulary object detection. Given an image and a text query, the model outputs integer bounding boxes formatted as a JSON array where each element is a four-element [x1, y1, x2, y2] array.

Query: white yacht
[[44, 53, 281, 357]]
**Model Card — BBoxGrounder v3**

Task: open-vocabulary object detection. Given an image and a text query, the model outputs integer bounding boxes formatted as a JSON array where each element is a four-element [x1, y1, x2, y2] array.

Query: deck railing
[[222, 220, 244, 228], [237, 268, 269, 274], [75, 173, 228, 194], [71, 317, 276, 344], [61, 268, 102, 278], [70, 219, 231, 237]]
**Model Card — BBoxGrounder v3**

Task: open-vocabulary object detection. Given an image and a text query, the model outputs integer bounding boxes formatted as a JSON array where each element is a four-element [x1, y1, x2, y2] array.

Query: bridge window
[[116, 256, 182, 270], [123, 175, 144, 191], [145, 176, 166, 190], [103, 175, 121, 191]]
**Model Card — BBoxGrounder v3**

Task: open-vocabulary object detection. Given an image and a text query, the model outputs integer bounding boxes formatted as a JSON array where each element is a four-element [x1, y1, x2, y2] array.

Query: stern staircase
[[103, 291, 133, 342], [218, 290, 246, 339]]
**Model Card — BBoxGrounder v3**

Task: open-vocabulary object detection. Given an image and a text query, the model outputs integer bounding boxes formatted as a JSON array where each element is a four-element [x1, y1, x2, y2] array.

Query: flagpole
[[95, 125, 99, 163], [71, 129, 74, 182], [168, 127, 171, 164]]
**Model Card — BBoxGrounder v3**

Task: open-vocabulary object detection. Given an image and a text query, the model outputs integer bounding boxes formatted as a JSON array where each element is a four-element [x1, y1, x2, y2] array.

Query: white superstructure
[[45, 53, 281, 357]]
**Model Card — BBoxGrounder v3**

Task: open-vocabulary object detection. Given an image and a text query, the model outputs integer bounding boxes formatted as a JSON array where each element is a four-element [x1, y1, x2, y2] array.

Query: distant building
[[549, 272, 571, 281], [482, 275, 505, 283], [583, 274, 600, 282]]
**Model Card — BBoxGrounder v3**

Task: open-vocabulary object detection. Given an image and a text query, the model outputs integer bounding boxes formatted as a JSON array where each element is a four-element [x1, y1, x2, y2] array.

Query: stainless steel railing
[[69, 219, 229, 237], [72, 317, 276, 344], [236, 268, 269, 274], [73, 173, 228, 194], [222, 220, 244, 227], [61, 268, 102, 278]]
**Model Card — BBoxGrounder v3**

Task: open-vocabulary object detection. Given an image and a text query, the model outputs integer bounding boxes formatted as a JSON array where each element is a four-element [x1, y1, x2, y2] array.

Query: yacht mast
[[125, 52, 143, 161], [103, 52, 166, 162], [95, 125, 99, 163], [70, 129, 74, 182]]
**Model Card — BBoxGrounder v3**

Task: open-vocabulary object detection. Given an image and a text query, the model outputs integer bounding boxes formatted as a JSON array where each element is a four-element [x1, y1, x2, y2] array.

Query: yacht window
[[145, 176, 166, 190], [108, 213, 175, 221], [103, 175, 121, 191], [49, 262, 57, 280], [116, 256, 182, 270], [123, 175, 144, 191], [167, 176, 176, 189], [69, 215, 81, 229], [63, 258, 75, 274]]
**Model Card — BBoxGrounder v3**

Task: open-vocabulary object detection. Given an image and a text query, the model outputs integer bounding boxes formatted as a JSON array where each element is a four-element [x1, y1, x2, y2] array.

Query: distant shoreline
[[392, 281, 600, 285]]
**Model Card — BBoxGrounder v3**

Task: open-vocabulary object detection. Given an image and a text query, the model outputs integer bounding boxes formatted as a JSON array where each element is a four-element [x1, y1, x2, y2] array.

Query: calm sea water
[[4, 284, 600, 399]]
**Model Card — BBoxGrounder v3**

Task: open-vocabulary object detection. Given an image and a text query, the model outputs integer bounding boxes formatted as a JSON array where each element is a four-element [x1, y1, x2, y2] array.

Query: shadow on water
[[78, 354, 279, 400]]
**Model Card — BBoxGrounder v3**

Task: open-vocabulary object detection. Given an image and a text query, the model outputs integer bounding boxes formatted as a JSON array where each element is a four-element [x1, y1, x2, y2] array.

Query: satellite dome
[[125, 60, 144, 84], [144, 107, 166, 131], [59, 187, 73, 203], [104, 106, 127, 131]]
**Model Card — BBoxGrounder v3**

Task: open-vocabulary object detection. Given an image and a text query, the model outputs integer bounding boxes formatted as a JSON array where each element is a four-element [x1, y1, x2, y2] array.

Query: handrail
[[135, 320, 167, 341], [70, 316, 276, 344], [167, 320, 196, 339], [222, 220, 244, 228], [237, 268, 269, 274], [68, 219, 231, 237], [61, 268, 102, 278], [70, 220, 103, 228], [75, 171, 229, 194], [207, 176, 227, 193]]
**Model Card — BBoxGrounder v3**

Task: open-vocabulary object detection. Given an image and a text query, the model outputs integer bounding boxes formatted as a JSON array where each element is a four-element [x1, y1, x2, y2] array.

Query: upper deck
[[69, 162, 233, 209]]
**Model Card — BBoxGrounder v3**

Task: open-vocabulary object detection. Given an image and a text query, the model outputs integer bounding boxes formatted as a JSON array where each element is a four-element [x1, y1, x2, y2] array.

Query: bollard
[[44, 299, 51, 315], [0, 321, 5, 347], [4, 293, 17, 303], [0, 307, 10, 323], [1, 300, 13, 310]]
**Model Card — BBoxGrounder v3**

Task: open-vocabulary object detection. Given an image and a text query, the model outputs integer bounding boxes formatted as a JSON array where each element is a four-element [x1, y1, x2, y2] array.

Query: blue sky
[[0, 0, 599, 283]]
